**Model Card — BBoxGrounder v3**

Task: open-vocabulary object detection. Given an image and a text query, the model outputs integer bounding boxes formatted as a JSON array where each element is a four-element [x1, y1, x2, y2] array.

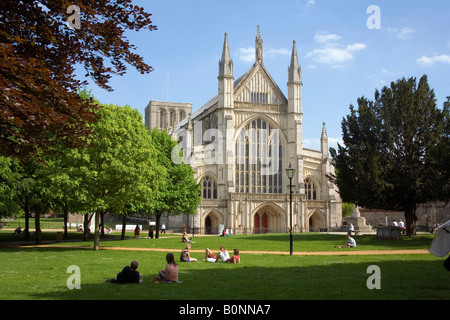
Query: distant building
[[146, 27, 342, 234], [145, 100, 192, 132]]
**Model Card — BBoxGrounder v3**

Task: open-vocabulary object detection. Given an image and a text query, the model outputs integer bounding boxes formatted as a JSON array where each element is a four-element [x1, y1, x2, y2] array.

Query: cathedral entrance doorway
[[204, 210, 221, 235], [308, 211, 326, 232], [253, 204, 283, 234]]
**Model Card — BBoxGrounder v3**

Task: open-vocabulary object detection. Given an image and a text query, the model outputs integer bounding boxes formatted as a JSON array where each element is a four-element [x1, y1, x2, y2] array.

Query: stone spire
[[219, 32, 233, 79], [321, 122, 328, 158], [255, 25, 263, 64], [288, 40, 301, 84]]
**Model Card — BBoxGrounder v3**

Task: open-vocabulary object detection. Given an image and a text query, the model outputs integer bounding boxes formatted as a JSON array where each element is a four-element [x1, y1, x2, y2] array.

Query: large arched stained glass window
[[235, 118, 283, 194]]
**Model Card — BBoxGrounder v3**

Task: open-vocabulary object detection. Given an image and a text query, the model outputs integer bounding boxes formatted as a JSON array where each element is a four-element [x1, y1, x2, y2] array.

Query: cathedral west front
[[145, 27, 342, 234]]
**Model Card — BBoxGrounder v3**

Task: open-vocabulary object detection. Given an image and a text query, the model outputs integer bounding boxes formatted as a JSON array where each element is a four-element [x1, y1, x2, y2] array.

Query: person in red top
[[134, 225, 140, 239], [231, 248, 240, 263]]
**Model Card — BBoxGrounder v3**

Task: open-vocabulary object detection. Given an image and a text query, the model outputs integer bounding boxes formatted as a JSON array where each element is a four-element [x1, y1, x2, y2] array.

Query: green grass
[[0, 231, 449, 300], [31, 231, 435, 252]]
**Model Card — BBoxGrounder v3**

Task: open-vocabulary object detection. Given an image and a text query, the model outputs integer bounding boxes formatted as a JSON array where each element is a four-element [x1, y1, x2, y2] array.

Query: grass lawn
[[0, 230, 449, 301]]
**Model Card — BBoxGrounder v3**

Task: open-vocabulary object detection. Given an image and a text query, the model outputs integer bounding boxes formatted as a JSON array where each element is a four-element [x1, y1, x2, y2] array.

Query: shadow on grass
[[20, 255, 450, 301]]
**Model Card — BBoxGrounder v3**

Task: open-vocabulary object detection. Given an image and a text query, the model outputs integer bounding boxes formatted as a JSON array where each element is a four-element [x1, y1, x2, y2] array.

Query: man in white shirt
[[398, 219, 405, 234]]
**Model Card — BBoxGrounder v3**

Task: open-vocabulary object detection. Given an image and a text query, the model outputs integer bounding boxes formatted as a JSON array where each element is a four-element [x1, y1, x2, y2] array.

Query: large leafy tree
[[0, 157, 22, 219], [67, 103, 159, 250], [149, 128, 201, 238], [330, 75, 449, 236], [0, 0, 156, 160]]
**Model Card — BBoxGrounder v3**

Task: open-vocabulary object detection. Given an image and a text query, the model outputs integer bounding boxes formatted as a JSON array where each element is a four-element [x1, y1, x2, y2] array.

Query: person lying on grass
[[203, 248, 216, 262]]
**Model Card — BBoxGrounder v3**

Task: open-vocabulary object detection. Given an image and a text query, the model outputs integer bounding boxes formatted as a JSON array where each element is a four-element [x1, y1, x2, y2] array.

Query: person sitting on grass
[[157, 253, 179, 283], [335, 235, 357, 248], [230, 248, 240, 263], [215, 245, 231, 262], [182, 231, 195, 243], [106, 260, 143, 284], [180, 244, 197, 262]]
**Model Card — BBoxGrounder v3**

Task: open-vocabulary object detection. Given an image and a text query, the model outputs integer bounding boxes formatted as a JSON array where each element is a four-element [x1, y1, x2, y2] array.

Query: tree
[[5, 157, 54, 244], [0, 156, 22, 219], [0, 0, 157, 160], [67, 102, 159, 250], [149, 128, 201, 238], [330, 75, 450, 236]]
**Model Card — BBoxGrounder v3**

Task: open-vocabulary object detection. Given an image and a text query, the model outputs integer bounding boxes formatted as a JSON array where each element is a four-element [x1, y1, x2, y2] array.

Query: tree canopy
[[149, 128, 201, 238], [66, 101, 160, 250], [0, 0, 157, 160], [330, 75, 450, 235]]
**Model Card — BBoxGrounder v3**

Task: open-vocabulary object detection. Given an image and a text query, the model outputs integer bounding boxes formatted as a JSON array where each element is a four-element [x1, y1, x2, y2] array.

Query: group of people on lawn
[[106, 244, 240, 285], [106, 231, 359, 285]]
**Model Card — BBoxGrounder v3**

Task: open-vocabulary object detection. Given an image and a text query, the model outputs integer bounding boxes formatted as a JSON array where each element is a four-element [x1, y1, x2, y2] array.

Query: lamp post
[[285, 163, 295, 256]]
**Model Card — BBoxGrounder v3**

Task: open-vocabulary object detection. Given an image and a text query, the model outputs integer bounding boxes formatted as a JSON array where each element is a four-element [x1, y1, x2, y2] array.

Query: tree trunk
[[155, 213, 161, 239], [100, 211, 105, 237], [34, 207, 42, 245], [63, 207, 70, 239], [404, 204, 417, 236], [93, 210, 100, 251], [83, 213, 89, 241], [121, 215, 127, 240], [24, 199, 30, 241]]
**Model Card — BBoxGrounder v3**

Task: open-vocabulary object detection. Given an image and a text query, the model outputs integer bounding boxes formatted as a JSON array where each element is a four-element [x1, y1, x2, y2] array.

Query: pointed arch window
[[304, 178, 317, 200], [202, 175, 217, 199], [235, 118, 282, 194]]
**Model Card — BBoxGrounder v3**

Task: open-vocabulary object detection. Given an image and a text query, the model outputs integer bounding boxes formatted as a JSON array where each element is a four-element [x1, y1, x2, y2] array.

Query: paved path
[[0, 243, 429, 256]]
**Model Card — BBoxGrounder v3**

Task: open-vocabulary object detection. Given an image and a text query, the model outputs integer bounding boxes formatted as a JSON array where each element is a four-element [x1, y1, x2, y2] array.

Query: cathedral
[[145, 28, 342, 234]]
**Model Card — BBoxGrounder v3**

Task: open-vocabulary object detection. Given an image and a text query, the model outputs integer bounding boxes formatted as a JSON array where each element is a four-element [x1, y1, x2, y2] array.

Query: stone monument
[[345, 204, 372, 234]]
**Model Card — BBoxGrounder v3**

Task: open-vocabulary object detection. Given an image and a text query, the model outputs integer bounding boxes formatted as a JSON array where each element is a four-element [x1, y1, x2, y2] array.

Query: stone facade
[[145, 100, 192, 132], [147, 28, 343, 234]]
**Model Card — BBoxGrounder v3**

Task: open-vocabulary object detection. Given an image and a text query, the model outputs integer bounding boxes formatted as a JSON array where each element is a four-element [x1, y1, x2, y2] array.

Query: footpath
[[0, 243, 429, 256]]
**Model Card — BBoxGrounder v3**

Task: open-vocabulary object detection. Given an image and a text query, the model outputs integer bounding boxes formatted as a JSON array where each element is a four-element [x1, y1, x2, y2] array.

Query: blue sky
[[83, 0, 450, 151]]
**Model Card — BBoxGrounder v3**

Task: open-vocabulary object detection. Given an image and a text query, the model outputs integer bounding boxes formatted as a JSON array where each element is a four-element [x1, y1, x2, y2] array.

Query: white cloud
[[267, 48, 291, 57], [305, 0, 315, 10], [307, 47, 355, 64], [417, 54, 450, 66], [237, 47, 290, 63], [387, 27, 416, 39], [346, 43, 366, 52], [237, 47, 254, 63], [306, 33, 366, 67], [314, 33, 341, 44]]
